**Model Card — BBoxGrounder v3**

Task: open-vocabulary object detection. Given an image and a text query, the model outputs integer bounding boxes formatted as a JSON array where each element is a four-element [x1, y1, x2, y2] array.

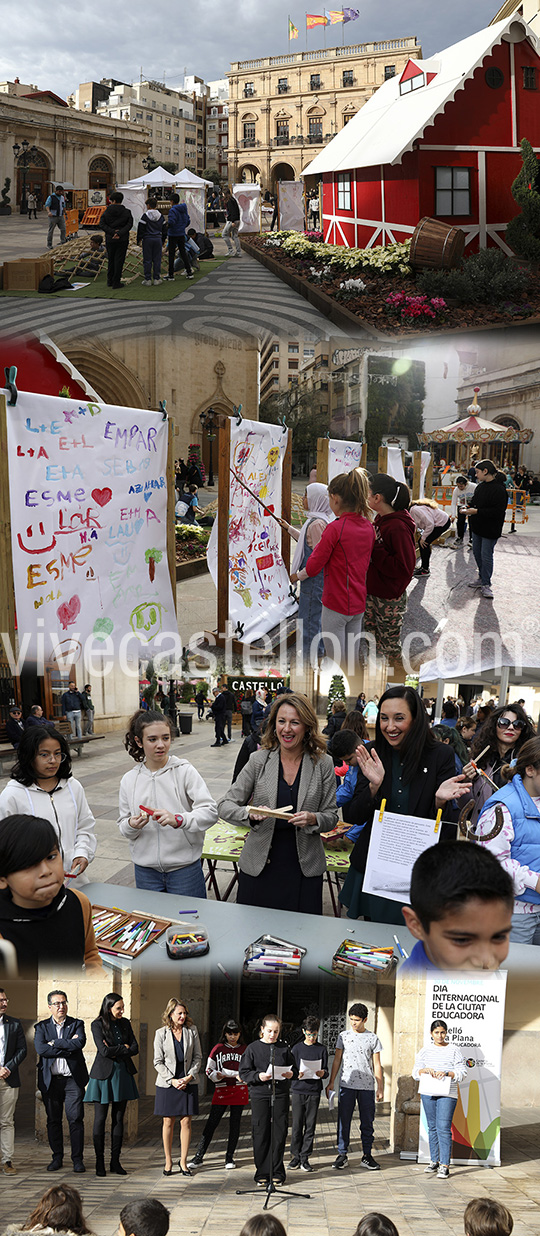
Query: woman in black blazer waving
[[84, 992, 138, 1177], [339, 687, 469, 924]]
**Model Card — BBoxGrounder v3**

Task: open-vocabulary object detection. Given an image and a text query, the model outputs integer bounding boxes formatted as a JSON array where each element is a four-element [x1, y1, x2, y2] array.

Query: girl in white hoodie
[[118, 710, 217, 897]]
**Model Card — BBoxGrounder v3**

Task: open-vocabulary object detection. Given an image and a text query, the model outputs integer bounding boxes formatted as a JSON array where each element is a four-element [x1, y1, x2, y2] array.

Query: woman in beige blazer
[[154, 998, 202, 1176], [218, 693, 338, 914]]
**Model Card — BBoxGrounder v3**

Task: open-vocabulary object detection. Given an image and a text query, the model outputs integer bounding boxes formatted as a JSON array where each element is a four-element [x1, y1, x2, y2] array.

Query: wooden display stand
[[411, 450, 433, 500], [208, 415, 292, 651], [316, 438, 367, 482]]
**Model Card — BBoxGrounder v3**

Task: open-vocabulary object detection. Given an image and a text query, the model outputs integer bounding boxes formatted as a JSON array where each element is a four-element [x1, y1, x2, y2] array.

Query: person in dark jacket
[[323, 701, 347, 738], [84, 993, 138, 1177], [35, 991, 88, 1173], [137, 197, 167, 286], [99, 192, 133, 289], [364, 474, 417, 667], [0, 987, 27, 1175], [210, 688, 228, 747], [25, 705, 54, 730], [465, 459, 508, 599], [222, 688, 236, 742], [61, 683, 84, 739], [165, 193, 193, 280], [5, 708, 24, 748], [223, 193, 241, 257], [187, 227, 214, 258], [339, 686, 469, 924], [239, 1014, 295, 1186]]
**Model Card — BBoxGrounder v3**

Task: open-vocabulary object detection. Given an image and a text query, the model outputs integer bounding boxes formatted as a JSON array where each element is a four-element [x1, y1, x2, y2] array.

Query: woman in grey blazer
[[154, 998, 202, 1176], [218, 693, 338, 914]]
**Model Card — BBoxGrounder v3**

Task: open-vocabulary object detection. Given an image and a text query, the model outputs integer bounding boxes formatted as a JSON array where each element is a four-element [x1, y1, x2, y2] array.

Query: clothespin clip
[[434, 808, 442, 834], [4, 366, 18, 406], [280, 413, 287, 433], [234, 403, 243, 425], [234, 621, 245, 638], [159, 399, 167, 421], [378, 797, 386, 824], [288, 583, 298, 599]]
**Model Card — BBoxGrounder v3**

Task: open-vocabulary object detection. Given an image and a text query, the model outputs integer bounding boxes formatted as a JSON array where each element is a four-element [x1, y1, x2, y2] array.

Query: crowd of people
[[0, 685, 539, 972]]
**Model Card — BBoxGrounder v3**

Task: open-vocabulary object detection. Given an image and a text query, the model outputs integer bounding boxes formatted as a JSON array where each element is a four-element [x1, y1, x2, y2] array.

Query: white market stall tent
[[116, 166, 212, 230]]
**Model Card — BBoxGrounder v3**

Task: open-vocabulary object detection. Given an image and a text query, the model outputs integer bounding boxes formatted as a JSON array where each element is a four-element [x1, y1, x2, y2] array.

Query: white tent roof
[[123, 166, 179, 187], [301, 15, 537, 177], [175, 167, 213, 187]]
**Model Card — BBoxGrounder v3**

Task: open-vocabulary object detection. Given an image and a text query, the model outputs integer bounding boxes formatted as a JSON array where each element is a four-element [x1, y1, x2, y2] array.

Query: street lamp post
[[199, 407, 216, 486], [12, 139, 38, 214]]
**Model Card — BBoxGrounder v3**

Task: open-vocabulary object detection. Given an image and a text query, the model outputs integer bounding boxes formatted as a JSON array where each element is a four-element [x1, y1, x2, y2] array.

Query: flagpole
[[305, 12, 308, 51]]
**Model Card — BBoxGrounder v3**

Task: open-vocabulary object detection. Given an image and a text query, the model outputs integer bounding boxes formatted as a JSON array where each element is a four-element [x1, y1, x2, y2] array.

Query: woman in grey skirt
[[154, 998, 202, 1177]]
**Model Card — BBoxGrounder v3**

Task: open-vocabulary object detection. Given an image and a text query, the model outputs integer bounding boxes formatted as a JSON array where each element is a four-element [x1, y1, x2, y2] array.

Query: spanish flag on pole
[[289, 16, 299, 38], [306, 12, 329, 27]]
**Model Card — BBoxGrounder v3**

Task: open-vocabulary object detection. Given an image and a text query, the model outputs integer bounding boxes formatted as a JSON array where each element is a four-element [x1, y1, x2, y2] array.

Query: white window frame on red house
[[434, 166, 472, 216], [337, 172, 352, 210]]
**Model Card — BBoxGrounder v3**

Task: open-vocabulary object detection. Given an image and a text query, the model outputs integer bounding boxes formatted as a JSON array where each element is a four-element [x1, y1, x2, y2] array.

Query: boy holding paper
[[326, 1003, 383, 1171], [289, 1015, 328, 1172]]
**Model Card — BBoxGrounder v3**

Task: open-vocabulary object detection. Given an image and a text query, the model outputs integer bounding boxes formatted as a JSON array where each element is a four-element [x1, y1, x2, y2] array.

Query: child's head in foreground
[[464, 1198, 513, 1236], [239, 1216, 287, 1236], [402, 841, 513, 970], [119, 1199, 170, 1236], [0, 815, 64, 908], [354, 1214, 399, 1236]]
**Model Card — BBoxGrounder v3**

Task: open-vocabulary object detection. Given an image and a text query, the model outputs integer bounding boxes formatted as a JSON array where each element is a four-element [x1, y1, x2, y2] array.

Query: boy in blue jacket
[[165, 192, 193, 280]]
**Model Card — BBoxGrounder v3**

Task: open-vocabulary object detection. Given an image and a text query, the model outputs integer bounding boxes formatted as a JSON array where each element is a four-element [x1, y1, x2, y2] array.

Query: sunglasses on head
[[497, 717, 525, 731]]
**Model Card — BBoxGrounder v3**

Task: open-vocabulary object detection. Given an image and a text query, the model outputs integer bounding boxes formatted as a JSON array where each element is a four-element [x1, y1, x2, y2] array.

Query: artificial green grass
[[0, 257, 227, 301]]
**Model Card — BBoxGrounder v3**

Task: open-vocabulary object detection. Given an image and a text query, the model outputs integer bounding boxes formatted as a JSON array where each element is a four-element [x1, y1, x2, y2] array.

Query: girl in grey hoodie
[[118, 710, 217, 896]]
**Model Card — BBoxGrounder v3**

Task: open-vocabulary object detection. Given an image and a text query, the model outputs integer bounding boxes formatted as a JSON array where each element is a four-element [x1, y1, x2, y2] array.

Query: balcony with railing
[[231, 38, 418, 71]]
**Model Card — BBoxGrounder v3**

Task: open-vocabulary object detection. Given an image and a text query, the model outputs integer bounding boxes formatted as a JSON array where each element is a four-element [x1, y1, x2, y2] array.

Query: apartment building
[[205, 80, 229, 181], [228, 37, 421, 191], [93, 80, 195, 169], [260, 338, 317, 400]]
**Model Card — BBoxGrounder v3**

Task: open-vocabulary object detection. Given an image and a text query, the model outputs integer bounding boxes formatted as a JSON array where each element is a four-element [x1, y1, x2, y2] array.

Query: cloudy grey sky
[[1, 0, 501, 99]]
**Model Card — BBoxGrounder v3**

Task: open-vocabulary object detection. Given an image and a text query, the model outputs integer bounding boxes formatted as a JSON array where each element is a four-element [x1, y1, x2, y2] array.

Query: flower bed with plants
[[244, 231, 540, 334], [175, 523, 211, 565]]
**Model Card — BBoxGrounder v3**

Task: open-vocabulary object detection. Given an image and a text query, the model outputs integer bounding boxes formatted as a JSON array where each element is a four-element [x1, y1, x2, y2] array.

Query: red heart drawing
[[57, 595, 81, 630], [91, 488, 113, 507]]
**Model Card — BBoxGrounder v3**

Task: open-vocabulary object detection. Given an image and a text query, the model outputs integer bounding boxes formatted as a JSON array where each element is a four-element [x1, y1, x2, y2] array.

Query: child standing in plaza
[[326, 1002, 383, 1171], [289, 1015, 328, 1172], [137, 198, 167, 287]]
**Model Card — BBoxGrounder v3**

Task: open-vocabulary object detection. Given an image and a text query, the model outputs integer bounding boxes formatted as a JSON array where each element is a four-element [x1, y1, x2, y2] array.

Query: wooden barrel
[[409, 217, 465, 269]]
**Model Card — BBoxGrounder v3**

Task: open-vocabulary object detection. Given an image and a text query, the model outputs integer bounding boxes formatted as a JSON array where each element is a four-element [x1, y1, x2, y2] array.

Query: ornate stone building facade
[[0, 86, 150, 204], [228, 37, 421, 192]]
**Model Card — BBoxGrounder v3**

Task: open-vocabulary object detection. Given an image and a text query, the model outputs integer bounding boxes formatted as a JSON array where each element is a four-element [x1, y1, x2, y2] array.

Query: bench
[[67, 734, 105, 757], [0, 733, 105, 775]]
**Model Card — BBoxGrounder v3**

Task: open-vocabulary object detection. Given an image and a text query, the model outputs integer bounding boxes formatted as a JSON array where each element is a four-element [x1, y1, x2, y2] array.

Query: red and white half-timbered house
[[302, 15, 540, 253]]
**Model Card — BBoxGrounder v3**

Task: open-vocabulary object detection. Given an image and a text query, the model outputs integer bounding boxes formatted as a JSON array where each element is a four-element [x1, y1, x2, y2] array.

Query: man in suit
[[0, 988, 27, 1175], [34, 990, 88, 1173]]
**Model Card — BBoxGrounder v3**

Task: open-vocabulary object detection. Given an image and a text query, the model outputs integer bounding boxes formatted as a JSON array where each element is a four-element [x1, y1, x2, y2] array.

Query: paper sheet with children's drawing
[[328, 439, 363, 482], [6, 390, 176, 664], [362, 809, 440, 903], [206, 416, 297, 642]]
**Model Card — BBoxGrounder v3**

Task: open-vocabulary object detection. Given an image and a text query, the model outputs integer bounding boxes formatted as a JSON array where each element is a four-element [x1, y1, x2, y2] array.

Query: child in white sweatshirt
[[118, 710, 217, 896]]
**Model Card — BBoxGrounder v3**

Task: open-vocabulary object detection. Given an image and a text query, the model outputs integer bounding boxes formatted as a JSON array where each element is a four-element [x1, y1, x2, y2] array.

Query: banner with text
[[419, 973, 507, 1167], [6, 390, 176, 667], [207, 417, 297, 642]]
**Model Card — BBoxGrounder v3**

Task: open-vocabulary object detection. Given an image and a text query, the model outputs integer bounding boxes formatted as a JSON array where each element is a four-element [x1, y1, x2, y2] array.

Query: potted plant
[[0, 178, 12, 216]]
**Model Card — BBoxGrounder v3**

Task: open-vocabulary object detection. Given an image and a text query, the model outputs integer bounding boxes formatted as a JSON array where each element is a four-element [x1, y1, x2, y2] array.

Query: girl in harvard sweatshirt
[[291, 469, 374, 668], [118, 710, 217, 897]]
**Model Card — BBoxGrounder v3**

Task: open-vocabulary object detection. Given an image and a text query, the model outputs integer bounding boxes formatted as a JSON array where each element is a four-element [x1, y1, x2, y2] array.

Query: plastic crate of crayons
[[243, 933, 306, 977], [331, 939, 396, 978]]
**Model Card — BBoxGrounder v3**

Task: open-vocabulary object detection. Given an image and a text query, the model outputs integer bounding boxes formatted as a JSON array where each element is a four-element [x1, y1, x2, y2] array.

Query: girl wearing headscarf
[[280, 483, 334, 662]]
